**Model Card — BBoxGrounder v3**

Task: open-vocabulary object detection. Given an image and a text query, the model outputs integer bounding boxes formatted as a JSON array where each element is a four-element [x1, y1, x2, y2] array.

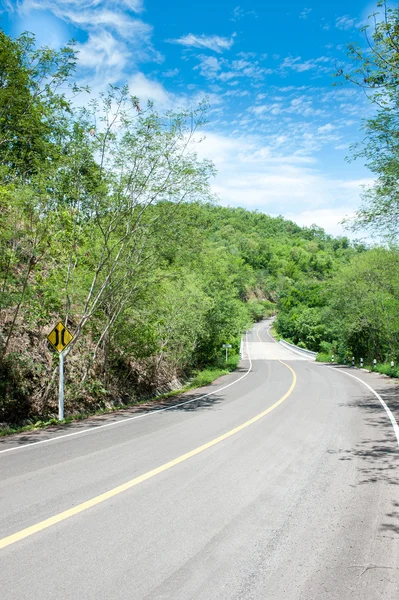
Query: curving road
[[0, 319, 399, 599]]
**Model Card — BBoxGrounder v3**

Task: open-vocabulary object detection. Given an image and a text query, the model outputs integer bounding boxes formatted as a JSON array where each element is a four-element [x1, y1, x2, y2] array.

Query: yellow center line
[[0, 329, 297, 551]]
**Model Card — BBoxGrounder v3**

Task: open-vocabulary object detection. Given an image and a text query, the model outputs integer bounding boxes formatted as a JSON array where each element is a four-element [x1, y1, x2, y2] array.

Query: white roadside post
[[47, 322, 74, 421]]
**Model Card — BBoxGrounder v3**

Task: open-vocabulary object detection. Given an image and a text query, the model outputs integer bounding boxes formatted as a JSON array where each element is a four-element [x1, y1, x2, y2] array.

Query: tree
[[0, 30, 79, 182], [324, 248, 399, 361], [336, 1, 399, 238], [59, 88, 215, 377], [0, 29, 83, 357]]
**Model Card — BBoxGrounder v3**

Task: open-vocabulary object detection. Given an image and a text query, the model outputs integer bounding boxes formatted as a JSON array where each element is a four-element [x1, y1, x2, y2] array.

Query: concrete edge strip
[[0, 336, 253, 455], [264, 323, 312, 361], [326, 366, 399, 449], [279, 340, 316, 360]]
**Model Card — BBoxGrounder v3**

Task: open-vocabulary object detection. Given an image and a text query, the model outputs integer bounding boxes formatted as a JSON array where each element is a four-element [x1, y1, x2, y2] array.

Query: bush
[[316, 352, 332, 362], [0, 354, 35, 425], [247, 299, 275, 322], [187, 353, 240, 388], [372, 362, 399, 378]]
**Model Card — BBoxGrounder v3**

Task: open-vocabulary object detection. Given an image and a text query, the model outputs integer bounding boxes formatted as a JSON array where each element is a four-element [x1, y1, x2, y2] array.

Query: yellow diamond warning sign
[[47, 322, 74, 352]]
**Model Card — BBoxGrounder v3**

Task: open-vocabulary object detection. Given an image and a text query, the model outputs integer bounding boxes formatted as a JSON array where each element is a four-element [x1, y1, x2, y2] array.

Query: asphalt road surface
[[1, 319, 399, 599]]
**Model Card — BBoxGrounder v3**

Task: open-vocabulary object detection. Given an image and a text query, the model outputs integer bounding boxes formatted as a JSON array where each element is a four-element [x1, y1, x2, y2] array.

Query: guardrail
[[279, 339, 317, 360]]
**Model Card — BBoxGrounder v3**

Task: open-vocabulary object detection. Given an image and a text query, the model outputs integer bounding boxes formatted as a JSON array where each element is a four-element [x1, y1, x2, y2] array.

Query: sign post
[[222, 343, 232, 362], [47, 322, 74, 420], [59, 351, 64, 420]]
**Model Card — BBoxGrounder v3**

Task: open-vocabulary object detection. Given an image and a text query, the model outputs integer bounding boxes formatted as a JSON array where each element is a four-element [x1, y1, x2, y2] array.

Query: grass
[[270, 325, 280, 341], [0, 354, 241, 438], [189, 353, 240, 387], [316, 353, 399, 379], [360, 362, 399, 378], [316, 352, 332, 363], [190, 367, 230, 388]]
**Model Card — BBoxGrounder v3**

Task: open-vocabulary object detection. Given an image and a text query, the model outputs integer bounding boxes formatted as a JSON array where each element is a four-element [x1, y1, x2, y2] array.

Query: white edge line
[[0, 335, 253, 455], [266, 323, 398, 449], [326, 365, 399, 449]]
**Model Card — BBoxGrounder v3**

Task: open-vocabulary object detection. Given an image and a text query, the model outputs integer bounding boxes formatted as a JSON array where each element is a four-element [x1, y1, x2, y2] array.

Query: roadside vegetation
[[0, 29, 301, 429], [1, 2, 399, 431], [275, 2, 399, 371]]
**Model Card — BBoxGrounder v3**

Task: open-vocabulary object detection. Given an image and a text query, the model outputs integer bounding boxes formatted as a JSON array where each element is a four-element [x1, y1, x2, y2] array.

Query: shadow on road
[[330, 369, 399, 537], [0, 367, 246, 448]]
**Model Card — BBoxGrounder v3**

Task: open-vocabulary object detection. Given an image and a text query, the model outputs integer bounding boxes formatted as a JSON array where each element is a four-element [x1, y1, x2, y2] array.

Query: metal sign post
[[47, 321, 74, 421], [59, 352, 64, 420], [222, 343, 232, 362]]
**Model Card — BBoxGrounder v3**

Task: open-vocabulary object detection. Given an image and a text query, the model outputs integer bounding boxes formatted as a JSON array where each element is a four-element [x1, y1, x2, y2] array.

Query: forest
[[1, 3, 399, 430]]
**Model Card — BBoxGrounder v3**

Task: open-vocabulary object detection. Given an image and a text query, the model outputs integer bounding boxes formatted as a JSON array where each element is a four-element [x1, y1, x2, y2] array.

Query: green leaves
[[4, 27, 391, 427], [0, 30, 79, 182], [325, 248, 399, 361], [336, 1, 399, 239]]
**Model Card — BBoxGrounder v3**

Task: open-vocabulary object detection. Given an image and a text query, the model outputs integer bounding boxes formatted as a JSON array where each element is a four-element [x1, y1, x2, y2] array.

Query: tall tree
[[336, 1, 399, 238], [0, 30, 78, 181]]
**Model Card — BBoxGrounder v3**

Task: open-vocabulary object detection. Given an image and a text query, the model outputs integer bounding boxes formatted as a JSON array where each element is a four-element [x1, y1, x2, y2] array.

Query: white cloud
[[128, 72, 174, 108], [58, 7, 150, 39], [168, 33, 234, 53], [162, 68, 179, 77], [231, 6, 245, 21], [122, 0, 143, 10], [319, 16, 331, 29], [285, 208, 354, 236], [194, 132, 373, 235], [14, 1, 145, 34], [76, 30, 128, 76], [224, 89, 250, 97], [317, 123, 334, 133], [9, 0, 164, 96], [230, 59, 271, 79], [218, 72, 238, 82], [195, 55, 222, 78], [231, 5, 257, 21], [335, 15, 358, 30], [281, 55, 331, 73], [194, 54, 272, 82], [299, 8, 312, 20], [321, 88, 357, 102], [127, 73, 223, 112], [250, 103, 280, 116], [249, 95, 325, 119], [237, 51, 257, 59], [12, 0, 144, 15]]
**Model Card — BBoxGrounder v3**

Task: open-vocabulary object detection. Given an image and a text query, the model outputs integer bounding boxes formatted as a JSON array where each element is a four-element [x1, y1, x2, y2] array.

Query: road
[[1, 319, 399, 599]]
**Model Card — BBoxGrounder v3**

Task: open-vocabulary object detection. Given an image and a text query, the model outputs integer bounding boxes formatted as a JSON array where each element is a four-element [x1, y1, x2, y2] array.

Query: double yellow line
[[0, 325, 297, 550]]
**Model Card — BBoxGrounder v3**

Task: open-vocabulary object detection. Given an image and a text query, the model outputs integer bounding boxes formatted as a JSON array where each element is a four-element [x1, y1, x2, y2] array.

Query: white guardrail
[[279, 339, 318, 360]]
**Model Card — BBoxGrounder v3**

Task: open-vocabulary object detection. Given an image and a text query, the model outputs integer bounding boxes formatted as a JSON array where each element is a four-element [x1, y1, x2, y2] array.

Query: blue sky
[[1, 0, 384, 235]]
